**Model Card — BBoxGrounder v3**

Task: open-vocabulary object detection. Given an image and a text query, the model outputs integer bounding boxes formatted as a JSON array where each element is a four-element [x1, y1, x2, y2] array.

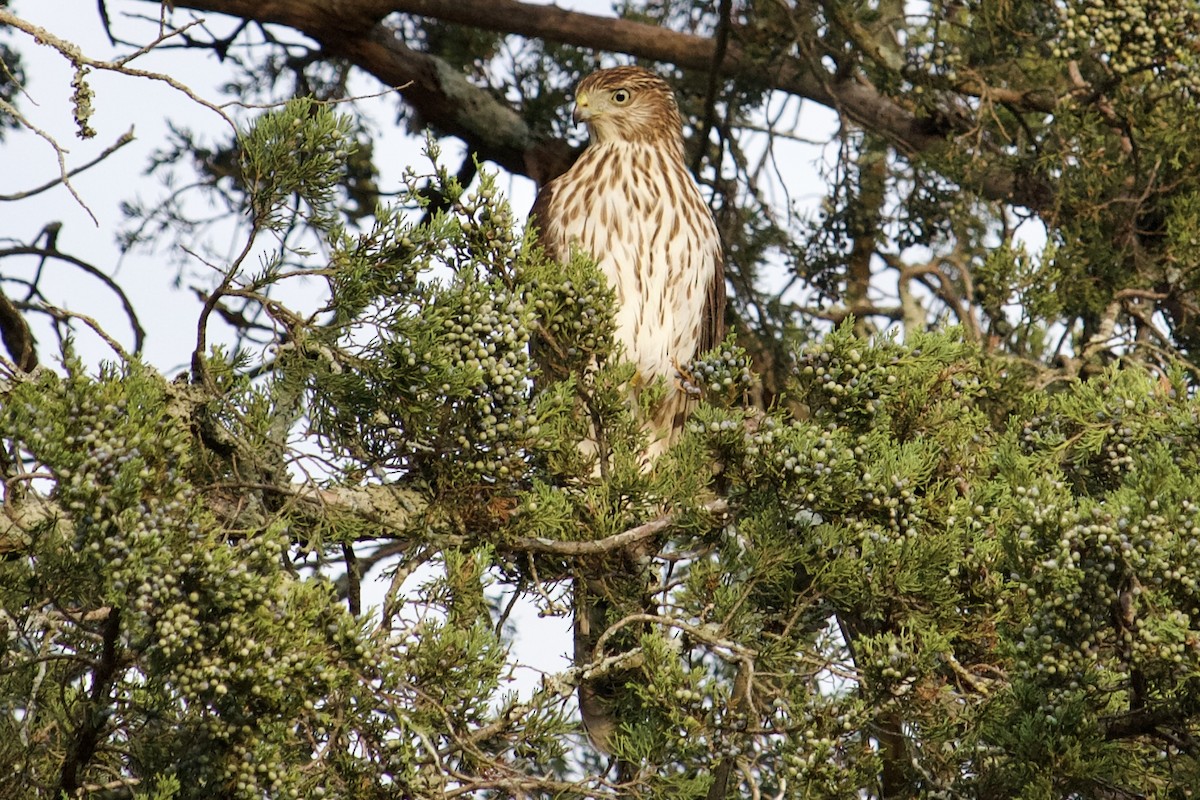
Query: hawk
[[530, 65, 726, 460], [529, 66, 726, 757]]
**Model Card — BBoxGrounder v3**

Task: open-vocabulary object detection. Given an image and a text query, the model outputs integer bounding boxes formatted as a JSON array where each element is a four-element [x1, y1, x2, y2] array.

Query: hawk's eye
[[611, 89, 631, 105]]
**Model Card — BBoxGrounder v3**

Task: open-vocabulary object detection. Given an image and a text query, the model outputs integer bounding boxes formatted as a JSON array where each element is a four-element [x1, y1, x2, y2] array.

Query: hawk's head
[[572, 66, 685, 148]]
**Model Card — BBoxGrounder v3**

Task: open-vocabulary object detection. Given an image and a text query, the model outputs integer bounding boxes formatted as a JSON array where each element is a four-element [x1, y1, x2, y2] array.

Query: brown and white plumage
[[531, 65, 725, 459], [529, 66, 726, 758]]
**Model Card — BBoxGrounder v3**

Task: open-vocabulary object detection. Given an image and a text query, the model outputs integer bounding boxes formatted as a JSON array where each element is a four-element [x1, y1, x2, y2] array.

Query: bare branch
[[510, 498, 729, 556], [591, 611, 755, 665], [0, 10, 235, 129], [0, 127, 136, 202], [0, 96, 100, 223], [41, 305, 132, 361], [191, 231, 258, 388], [0, 246, 146, 354]]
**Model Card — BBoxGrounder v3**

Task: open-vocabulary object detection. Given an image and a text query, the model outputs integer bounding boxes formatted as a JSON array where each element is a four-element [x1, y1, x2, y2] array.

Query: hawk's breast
[[545, 140, 721, 385]]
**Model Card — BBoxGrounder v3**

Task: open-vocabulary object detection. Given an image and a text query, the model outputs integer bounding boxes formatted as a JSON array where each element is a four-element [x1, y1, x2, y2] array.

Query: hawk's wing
[[528, 178, 566, 263], [697, 247, 726, 356]]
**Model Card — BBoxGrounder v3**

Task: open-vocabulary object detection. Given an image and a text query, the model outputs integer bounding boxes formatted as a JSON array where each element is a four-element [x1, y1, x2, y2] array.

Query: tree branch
[[139, 0, 1049, 205], [0, 288, 37, 372], [55, 608, 122, 798], [0, 127, 136, 202], [0, 246, 146, 354], [512, 498, 729, 556]]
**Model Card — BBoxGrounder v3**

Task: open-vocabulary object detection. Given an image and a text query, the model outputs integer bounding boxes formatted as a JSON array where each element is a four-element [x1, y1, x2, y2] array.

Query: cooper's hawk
[[531, 65, 726, 460], [529, 66, 726, 757]]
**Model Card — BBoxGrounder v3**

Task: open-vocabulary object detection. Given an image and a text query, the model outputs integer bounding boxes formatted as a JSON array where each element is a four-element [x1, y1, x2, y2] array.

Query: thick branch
[[4, 480, 728, 565], [381, 0, 933, 148], [141, 0, 1047, 204], [0, 289, 37, 371], [0, 494, 68, 553], [345, 25, 576, 183]]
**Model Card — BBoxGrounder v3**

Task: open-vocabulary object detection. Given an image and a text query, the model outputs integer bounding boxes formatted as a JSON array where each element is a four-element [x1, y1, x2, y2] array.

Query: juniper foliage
[[2, 94, 1199, 799], [5, 2, 1200, 798]]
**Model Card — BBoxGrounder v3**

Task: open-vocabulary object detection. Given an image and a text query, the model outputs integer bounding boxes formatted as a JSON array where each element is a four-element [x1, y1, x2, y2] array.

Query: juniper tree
[[4, 2, 1200, 799]]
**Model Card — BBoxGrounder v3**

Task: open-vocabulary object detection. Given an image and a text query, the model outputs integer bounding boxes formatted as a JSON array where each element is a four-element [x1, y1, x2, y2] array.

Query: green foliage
[[653, 324, 1200, 796], [0, 353, 382, 799], [975, 241, 1062, 356], [299, 147, 589, 492], [295, 137, 657, 501], [135, 774, 181, 800], [12, 6, 1200, 796], [985, 368, 1200, 792], [1057, 0, 1200, 88], [13, 282, 1200, 796], [682, 336, 755, 408], [237, 97, 356, 230]]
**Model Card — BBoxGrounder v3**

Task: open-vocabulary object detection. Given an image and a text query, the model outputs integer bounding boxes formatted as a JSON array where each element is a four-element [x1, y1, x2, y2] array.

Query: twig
[[0, 10, 235, 129], [524, 554, 570, 616], [381, 545, 432, 629], [494, 587, 522, 639], [0, 10, 236, 225], [591, 610, 755, 663], [192, 232, 258, 388], [942, 651, 992, 696], [41, 305, 132, 361], [691, 0, 733, 175], [0, 97, 98, 224], [0, 128, 136, 202]]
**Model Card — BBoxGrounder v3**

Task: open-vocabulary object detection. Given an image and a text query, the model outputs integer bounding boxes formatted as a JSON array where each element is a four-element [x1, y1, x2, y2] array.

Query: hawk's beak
[[572, 91, 593, 124]]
